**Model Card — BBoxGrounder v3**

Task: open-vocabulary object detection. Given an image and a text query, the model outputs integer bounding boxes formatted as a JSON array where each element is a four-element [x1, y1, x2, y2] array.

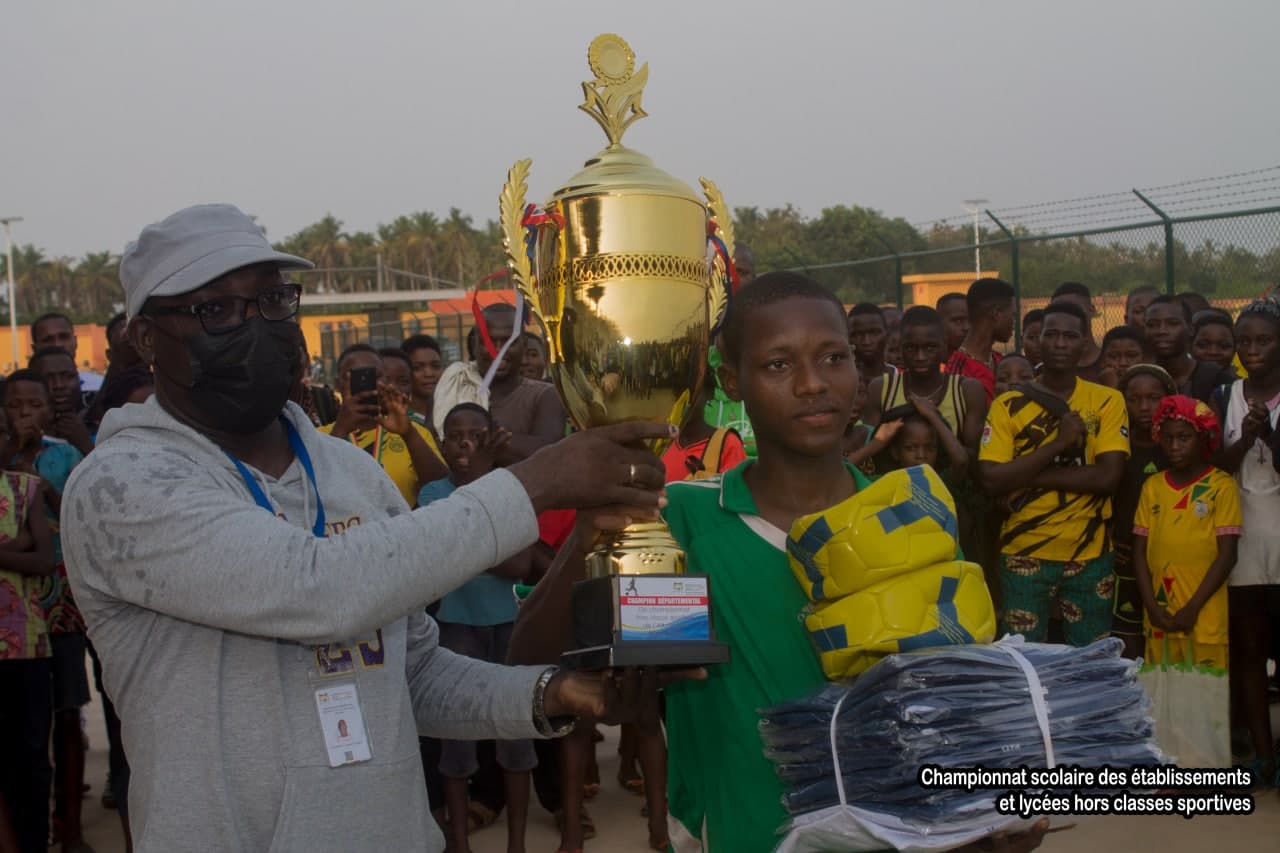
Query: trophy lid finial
[[551, 33, 697, 204], [580, 34, 649, 147]]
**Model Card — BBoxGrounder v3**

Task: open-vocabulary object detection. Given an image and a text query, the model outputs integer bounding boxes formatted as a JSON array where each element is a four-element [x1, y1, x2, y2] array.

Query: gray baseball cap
[[120, 204, 313, 318]]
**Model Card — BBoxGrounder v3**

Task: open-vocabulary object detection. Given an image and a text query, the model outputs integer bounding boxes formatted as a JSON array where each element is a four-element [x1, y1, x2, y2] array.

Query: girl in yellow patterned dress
[[1133, 395, 1241, 669]]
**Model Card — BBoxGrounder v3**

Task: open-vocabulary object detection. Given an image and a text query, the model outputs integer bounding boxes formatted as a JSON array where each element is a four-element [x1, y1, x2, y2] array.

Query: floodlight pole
[[963, 199, 988, 276], [0, 217, 22, 371], [986, 209, 1020, 348]]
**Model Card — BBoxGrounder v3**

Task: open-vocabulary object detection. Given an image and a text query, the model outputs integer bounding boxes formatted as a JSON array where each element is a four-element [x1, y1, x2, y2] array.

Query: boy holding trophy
[[504, 34, 1047, 851]]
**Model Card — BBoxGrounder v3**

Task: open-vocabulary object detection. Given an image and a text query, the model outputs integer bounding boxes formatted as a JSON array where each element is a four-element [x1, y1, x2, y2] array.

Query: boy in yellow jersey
[[979, 300, 1130, 645], [321, 343, 446, 507], [1133, 395, 1241, 669]]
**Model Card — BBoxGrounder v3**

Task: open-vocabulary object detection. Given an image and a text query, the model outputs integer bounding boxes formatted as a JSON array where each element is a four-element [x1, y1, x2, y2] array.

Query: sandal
[[618, 771, 645, 796], [553, 806, 597, 841], [466, 801, 499, 833], [582, 749, 601, 800]]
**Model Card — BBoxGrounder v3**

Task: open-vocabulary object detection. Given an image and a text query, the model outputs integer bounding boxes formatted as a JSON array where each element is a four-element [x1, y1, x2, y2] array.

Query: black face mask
[[160, 317, 302, 435]]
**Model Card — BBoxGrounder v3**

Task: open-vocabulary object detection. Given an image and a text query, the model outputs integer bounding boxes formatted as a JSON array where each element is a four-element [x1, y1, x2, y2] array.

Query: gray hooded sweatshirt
[[63, 397, 548, 852]]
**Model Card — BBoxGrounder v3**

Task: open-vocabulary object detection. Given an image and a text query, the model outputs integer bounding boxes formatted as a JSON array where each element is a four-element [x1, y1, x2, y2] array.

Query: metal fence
[[309, 310, 474, 383], [302, 168, 1280, 379], [798, 167, 1280, 339], [294, 263, 481, 381]]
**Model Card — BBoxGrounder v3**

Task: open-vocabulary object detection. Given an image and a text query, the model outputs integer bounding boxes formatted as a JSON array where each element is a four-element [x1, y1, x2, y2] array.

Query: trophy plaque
[[500, 33, 733, 670]]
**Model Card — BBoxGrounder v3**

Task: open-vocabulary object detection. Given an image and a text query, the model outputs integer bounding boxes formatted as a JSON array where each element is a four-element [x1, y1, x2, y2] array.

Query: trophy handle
[[500, 159, 546, 331], [700, 177, 735, 332]]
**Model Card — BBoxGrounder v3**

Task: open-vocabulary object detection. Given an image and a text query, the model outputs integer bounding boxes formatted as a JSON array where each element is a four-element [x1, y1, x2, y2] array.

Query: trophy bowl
[[500, 34, 733, 670]]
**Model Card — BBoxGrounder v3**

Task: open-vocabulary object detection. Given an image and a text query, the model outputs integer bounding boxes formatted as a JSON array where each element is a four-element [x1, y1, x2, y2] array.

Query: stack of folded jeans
[[759, 637, 1166, 852]]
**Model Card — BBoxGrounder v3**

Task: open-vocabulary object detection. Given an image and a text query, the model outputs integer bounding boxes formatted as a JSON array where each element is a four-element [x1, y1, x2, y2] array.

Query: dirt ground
[[76, 691, 1280, 853]]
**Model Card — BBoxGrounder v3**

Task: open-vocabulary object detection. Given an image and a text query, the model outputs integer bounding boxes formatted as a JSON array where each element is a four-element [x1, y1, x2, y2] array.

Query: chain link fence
[[805, 167, 1280, 342], [308, 310, 474, 383], [294, 263, 484, 382], [301, 169, 1280, 380]]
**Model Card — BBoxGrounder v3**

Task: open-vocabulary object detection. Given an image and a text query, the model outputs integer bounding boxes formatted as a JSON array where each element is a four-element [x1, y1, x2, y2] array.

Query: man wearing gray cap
[[61, 204, 675, 852]]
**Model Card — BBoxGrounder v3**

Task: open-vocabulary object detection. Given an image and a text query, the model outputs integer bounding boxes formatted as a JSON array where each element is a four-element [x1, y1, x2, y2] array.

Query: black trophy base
[[562, 638, 731, 671], [564, 573, 732, 671]]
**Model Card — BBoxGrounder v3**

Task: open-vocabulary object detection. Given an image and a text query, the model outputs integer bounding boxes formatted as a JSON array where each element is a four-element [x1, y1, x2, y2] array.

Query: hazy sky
[[3, 0, 1276, 258]]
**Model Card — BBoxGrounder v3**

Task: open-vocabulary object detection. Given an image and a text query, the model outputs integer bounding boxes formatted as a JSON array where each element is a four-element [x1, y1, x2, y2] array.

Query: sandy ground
[[75, 689, 1280, 853]]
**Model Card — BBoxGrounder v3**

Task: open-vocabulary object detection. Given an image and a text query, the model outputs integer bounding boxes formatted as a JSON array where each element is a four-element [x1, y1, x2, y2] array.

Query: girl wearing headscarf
[[1133, 395, 1240, 670], [1132, 394, 1241, 769]]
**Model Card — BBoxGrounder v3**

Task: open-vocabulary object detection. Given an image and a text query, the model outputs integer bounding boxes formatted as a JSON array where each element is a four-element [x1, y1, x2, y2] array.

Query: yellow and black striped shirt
[[980, 380, 1130, 561]]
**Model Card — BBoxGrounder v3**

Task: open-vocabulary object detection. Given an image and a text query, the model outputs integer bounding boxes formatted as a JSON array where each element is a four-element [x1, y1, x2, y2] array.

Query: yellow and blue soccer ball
[[803, 560, 996, 679], [788, 465, 961, 602], [786, 466, 996, 680]]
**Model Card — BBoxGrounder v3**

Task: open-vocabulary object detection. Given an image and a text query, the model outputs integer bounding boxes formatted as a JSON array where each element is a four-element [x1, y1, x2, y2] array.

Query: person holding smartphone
[[322, 344, 448, 507]]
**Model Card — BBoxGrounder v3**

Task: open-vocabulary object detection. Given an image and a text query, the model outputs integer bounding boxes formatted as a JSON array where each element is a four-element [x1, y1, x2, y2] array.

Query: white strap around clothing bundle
[[781, 639, 1050, 852], [823, 637, 1057, 813], [993, 635, 1057, 768], [829, 691, 851, 807]]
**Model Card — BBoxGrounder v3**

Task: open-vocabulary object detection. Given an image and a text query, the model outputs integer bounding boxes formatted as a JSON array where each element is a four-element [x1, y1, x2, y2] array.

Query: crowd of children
[[837, 279, 1280, 794], [2, 263, 1279, 853], [0, 313, 152, 853]]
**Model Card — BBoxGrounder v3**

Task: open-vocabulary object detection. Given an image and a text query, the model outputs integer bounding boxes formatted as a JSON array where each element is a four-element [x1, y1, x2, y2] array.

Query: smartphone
[[349, 366, 378, 396]]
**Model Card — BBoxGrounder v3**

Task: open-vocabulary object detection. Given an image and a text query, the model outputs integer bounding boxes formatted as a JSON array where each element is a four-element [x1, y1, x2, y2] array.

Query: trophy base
[[565, 573, 731, 670], [562, 639, 731, 671]]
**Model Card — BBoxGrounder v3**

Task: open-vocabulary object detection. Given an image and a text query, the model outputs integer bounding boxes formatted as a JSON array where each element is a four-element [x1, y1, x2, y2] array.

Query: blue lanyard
[[227, 419, 326, 538]]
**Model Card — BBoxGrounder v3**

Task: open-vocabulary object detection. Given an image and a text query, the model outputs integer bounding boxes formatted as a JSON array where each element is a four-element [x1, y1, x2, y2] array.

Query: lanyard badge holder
[[228, 420, 372, 767]]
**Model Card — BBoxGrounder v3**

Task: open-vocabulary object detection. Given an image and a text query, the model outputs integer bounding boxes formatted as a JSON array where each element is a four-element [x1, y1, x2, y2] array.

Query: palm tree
[[75, 251, 121, 317], [12, 245, 48, 319], [312, 214, 349, 292], [405, 211, 439, 284], [46, 257, 76, 316], [377, 212, 441, 286], [478, 219, 506, 280], [278, 215, 348, 293], [440, 208, 476, 284], [377, 217, 411, 275], [345, 231, 378, 291]]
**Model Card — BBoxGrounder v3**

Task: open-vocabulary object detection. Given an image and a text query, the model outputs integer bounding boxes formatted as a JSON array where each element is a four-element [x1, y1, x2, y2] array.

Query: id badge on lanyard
[[229, 420, 372, 767]]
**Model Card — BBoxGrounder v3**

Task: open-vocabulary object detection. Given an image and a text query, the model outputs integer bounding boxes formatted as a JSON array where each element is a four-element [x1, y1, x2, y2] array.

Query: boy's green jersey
[[662, 461, 871, 852]]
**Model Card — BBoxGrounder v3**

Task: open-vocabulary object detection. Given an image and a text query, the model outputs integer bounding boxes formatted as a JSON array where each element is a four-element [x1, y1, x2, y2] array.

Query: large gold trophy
[[501, 34, 732, 669]]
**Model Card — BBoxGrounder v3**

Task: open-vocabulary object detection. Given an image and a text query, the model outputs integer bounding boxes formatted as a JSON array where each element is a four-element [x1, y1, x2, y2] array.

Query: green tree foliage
[[733, 204, 923, 303], [2, 204, 1275, 323]]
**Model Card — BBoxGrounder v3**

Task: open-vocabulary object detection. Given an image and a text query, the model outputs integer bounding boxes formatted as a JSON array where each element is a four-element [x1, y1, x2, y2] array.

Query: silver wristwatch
[[532, 666, 577, 738]]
